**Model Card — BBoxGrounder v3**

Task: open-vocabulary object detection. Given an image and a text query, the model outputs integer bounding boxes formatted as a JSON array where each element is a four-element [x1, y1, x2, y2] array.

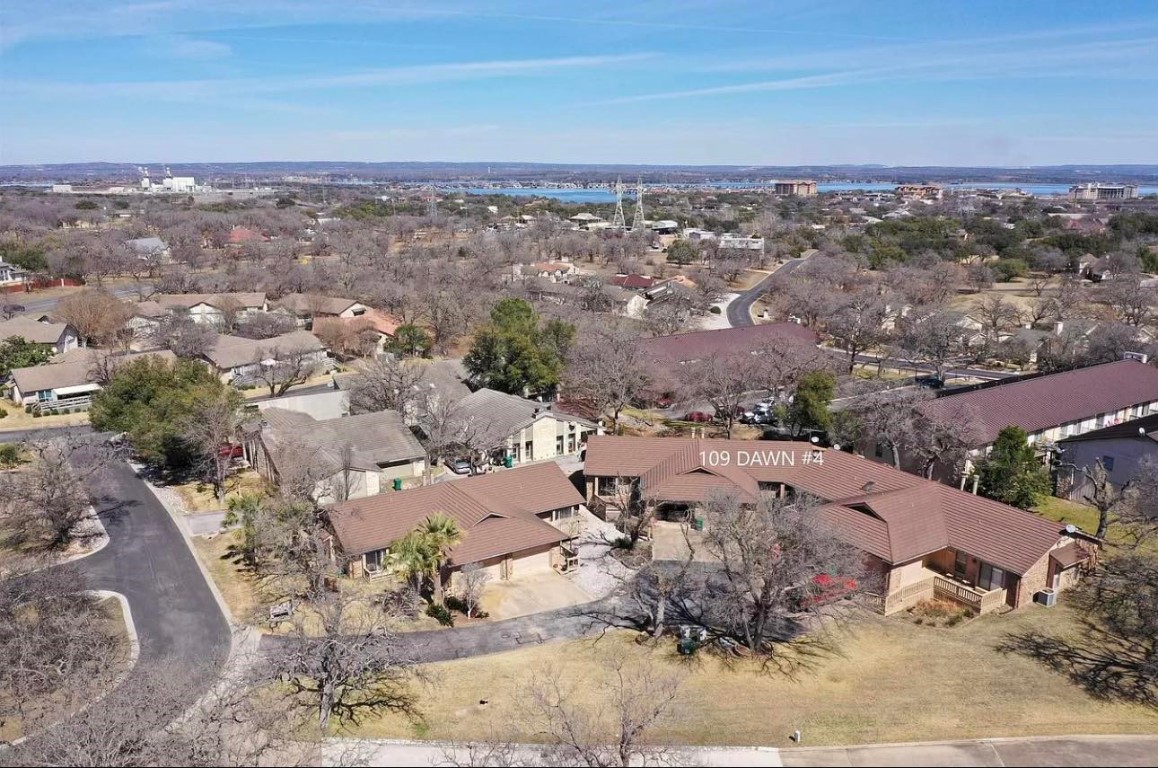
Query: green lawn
[[1033, 496, 1100, 532]]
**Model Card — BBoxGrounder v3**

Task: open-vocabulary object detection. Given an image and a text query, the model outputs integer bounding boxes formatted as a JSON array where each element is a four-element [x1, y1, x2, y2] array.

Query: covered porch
[[873, 548, 1012, 616]]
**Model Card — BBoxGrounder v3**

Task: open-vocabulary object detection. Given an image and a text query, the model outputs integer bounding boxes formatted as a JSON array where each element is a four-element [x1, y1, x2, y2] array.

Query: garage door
[[512, 549, 553, 577]]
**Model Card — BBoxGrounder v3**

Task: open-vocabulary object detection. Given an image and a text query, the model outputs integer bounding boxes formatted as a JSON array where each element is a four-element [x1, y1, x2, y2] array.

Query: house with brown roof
[[328, 462, 585, 581], [9, 349, 177, 412], [583, 435, 1095, 615], [153, 292, 268, 327], [911, 359, 1158, 480], [200, 330, 329, 383], [272, 293, 370, 325], [243, 407, 426, 504], [0, 315, 79, 355], [643, 323, 820, 394], [225, 226, 270, 247]]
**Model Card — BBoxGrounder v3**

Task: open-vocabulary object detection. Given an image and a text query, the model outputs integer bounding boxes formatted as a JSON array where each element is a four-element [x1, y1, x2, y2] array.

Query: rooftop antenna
[[610, 177, 626, 230], [631, 177, 645, 232]]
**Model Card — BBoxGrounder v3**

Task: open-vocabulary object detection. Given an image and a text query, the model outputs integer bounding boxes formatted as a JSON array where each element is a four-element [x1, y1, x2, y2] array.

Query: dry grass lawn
[[0, 595, 131, 742], [192, 530, 441, 632], [173, 470, 269, 513], [0, 407, 90, 431], [352, 602, 1158, 746]]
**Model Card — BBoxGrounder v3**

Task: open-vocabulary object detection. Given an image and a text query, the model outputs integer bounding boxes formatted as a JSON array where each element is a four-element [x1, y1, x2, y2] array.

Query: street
[[727, 255, 812, 328]]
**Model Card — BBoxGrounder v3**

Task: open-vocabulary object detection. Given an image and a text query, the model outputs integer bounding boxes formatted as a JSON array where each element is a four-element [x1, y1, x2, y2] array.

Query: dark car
[[915, 375, 945, 389]]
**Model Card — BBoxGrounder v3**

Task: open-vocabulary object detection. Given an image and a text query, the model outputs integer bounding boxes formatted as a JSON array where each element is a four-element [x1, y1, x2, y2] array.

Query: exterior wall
[[55, 328, 80, 354], [448, 542, 559, 588], [1059, 437, 1154, 501], [888, 559, 932, 590], [378, 458, 425, 483], [508, 414, 597, 463], [1015, 551, 1052, 609]]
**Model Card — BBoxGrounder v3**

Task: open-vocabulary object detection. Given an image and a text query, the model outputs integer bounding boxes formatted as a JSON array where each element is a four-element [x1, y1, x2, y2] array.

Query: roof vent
[[861, 480, 876, 493]]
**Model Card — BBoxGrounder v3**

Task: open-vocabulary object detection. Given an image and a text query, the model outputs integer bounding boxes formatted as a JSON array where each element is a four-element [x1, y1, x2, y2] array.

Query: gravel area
[[566, 508, 636, 599]]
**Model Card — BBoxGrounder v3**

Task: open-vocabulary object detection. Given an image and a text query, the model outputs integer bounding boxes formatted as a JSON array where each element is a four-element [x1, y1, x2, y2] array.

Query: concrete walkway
[[325, 734, 1158, 767], [780, 735, 1158, 767]]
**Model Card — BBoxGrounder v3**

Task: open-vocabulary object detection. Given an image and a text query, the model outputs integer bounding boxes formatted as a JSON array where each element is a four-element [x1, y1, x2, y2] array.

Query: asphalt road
[[852, 353, 1018, 382], [727, 256, 812, 328], [12, 285, 143, 316]]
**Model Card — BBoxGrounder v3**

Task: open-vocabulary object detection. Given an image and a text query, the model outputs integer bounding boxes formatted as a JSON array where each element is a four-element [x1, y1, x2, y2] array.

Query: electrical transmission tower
[[427, 185, 438, 219], [610, 177, 626, 230], [631, 177, 645, 232]]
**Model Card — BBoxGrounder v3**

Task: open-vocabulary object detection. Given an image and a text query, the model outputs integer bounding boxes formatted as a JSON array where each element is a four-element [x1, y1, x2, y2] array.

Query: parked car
[[915, 375, 945, 389], [684, 411, 713, 423], [449, 458, 473, 475], [217, 443, 244, 459]]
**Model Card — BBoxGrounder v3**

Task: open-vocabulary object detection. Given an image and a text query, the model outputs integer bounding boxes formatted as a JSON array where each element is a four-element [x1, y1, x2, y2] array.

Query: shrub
[[24, 405, 32, 414], [32, 410, 42, 418], [611, 535, 634, 550], [426, 603, 455, 627], [0, 406, 7, 419], [0, 444, 20, 467], [709, 305, 722, 314]]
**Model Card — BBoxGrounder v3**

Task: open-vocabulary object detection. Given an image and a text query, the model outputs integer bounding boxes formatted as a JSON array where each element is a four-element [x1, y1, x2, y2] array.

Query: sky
[[1, 0, 1157, 166]]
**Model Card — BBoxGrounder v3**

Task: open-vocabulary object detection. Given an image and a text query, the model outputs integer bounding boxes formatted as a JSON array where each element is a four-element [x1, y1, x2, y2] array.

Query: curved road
[[2, 429, 231, 715], [726, 256, 811, 328]]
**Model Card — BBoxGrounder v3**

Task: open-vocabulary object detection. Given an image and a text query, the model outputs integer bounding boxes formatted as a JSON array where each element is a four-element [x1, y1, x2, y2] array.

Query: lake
[[449, 182, 1157, 203]]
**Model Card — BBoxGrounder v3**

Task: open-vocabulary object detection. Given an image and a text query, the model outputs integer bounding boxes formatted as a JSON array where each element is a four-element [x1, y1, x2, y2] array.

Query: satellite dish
[[1065, 524, 1077, 534]]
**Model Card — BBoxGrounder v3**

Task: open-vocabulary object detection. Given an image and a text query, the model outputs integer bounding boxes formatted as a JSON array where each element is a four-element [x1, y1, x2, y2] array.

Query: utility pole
[[631, 177, 645, 232], [610, 177, 626, 230]]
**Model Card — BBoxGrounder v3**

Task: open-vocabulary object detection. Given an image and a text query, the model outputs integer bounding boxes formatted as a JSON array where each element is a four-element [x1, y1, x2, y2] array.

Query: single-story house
[[1056, 411, 1158, 502], [312, 309, 401, 356], [328, 462, 585, 581], [201, 330, 329, 383], [0, 316, 79, 355], [514, 261, 580, 282], [126, 300, 169, 341], [441, 388, 602, 465], [154, 292, 269, 327], [584, 436, 1097, 615], [9, 349, 176, 411], [272, 294, 370, 326], [0, 260, 30, 287], [124, 236, 171, 263], [610, 273, 656, 291], [243, 407, 425, 504], [225, 227, 270, 247]]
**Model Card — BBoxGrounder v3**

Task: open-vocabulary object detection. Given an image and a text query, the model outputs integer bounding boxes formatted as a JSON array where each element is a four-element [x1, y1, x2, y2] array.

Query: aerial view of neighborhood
[[1, 2, 1157, 766]]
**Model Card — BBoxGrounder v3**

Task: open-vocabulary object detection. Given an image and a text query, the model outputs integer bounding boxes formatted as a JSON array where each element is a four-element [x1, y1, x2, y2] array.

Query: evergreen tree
[[464, 298, 573, 396], [977, 425, 1050, 509]]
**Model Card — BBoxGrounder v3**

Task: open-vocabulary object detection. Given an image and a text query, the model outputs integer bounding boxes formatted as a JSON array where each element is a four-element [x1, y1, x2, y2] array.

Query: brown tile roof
[[921, 360, 1158, 446], [610, 273, 655, 290], [1049, 542, 1090, 569], [328, 462, 583, 563], [584, 435, 1064, 575], [643, 323, 819, 369], [259, 407, 424, 474]]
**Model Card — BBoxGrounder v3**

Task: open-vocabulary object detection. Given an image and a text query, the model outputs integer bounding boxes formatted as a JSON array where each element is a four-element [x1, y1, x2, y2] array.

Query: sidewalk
[[779, 734, 1158, 767]]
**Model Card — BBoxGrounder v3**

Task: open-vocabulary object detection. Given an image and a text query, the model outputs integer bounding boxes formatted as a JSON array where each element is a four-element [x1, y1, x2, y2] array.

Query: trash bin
[[693, 516, 705, 531], [504, 455, 514, 468], [392, 477, 403, 491]]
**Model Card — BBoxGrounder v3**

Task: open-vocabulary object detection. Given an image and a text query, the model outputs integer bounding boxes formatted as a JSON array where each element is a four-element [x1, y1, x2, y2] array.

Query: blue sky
[[2, 1, 1156, 166]]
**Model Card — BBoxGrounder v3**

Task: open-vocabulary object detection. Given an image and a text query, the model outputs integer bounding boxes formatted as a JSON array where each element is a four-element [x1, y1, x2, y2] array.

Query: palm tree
[[417, 512, 463, 606], [389, 530, 435, 595]]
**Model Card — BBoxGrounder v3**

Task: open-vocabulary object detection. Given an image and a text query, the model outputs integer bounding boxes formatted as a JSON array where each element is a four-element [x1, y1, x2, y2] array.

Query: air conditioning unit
[[1035, 588, 1057, 607]]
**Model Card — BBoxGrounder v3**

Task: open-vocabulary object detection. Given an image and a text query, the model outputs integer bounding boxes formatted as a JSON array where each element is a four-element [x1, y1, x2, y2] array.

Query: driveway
[[481, 570, 592, 620]]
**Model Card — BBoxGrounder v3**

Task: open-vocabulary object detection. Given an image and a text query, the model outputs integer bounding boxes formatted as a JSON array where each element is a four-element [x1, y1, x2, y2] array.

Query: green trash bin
[[503, 455, 514, 469], [392, 477, 403, 491], [694, 516, 705, 531]]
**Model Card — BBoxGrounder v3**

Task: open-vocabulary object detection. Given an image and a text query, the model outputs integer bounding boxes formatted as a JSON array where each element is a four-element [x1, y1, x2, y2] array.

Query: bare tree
[[251, 346, 320, 398], [1119, 457, 1158, 546], [456, 564, 491, 618], [152, 311, 217, 358], [562, 325, 650, 434], [180, 388, 244, 502], [1099, 276, 1158, 328], [971, 294, 1022, 351], [234, 311, 297, 340], [848, 388, 933, 470], [54, 289, 132, 347], [896, 307, 969, 383], [696, 490, 865, 658], [257, 579, 421, 735], [904, 403, 983, 481], [825, 293, 890, 374], [346, 356, 426, 418], [678, 349, 759, 438]]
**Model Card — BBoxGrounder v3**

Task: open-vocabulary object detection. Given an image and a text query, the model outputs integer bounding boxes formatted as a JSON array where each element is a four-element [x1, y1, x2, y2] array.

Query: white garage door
[[512, 549, 553, 576]]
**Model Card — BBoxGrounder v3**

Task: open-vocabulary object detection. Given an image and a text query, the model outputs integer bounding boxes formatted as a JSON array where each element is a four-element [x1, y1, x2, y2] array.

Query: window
[[1102, 456, 1115, 472], [874, 444, 884, 458], [364, 549, 386, 570], [978, 562, 1005, 591], [552, 506, 578, 522], [37, 390, 53, 402], [954, 550, 968, 580]]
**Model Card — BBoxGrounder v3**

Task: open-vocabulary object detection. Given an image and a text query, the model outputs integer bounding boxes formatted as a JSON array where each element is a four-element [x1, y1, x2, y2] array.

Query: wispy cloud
[[3, 52, 657, 101], [147, 34, 232, 59], [585, 33, 1158, 106]]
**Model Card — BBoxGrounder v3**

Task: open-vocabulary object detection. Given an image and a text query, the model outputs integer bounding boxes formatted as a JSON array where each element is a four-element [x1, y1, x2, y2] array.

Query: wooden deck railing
[[933, 576, 1006, 614]]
